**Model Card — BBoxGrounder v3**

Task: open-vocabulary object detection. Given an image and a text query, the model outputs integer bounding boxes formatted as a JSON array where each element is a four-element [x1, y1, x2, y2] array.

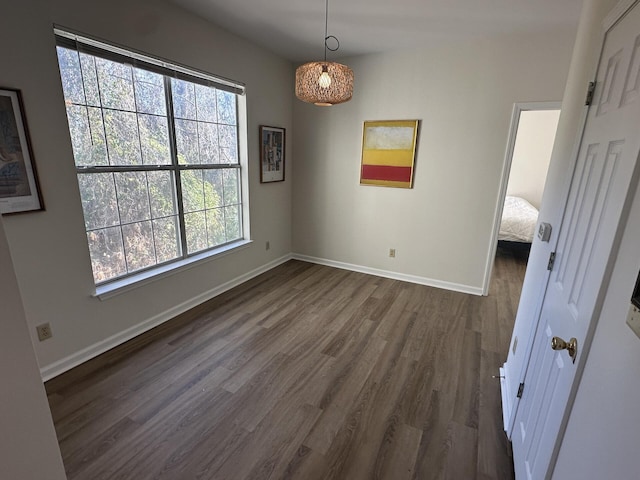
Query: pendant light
[[295, 0, 354, 106]]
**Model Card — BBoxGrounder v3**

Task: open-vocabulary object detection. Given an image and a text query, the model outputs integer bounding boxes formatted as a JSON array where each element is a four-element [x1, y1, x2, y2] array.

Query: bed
[[499, 195, 539, 244]]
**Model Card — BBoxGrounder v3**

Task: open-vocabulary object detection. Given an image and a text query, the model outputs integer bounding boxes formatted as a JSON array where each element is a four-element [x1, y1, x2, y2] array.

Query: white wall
[[506, 109, 560, 209], [1, 0, 293, 376], [0, 216, 67, 480], [292, 30, 576, 294]]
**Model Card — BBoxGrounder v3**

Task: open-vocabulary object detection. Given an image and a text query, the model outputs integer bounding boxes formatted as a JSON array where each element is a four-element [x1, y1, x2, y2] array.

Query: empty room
[[3, 0, 640, 479]]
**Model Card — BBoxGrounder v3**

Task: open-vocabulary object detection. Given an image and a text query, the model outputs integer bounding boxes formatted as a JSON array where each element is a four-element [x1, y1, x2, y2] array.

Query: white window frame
[[54, 28, 251, 299]]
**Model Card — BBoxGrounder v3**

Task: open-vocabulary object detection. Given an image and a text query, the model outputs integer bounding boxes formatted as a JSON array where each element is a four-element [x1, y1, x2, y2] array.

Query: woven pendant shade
[[295, 61, 354, 106]]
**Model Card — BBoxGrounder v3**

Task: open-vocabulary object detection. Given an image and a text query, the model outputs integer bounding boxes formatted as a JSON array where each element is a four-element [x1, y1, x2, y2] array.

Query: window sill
[[94, 239, 253, 301]]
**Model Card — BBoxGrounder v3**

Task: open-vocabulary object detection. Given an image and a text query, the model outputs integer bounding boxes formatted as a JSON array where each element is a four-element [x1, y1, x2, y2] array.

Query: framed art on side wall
[[0, 88, 43, 214], [260, 125, 285, 183]]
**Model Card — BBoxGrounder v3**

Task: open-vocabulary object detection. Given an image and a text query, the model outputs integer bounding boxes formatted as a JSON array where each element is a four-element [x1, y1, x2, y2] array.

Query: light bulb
[[318, 69, 332, 88]]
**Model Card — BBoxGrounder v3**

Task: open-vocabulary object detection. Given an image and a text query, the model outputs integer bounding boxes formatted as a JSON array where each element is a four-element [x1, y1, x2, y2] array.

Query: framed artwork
[[360, 119, 419, 189], [0, 88, 43, 214], [260, 125, 285, 183]]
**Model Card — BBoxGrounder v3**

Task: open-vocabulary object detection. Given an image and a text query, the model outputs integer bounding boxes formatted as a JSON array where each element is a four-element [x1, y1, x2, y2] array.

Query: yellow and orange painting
[[360, 120, 419, 189]]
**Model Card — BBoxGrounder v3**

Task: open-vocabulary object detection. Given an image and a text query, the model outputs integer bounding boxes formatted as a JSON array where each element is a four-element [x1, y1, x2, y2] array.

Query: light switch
[[538, 222, 552, 242], [626, 304, 640, 339]]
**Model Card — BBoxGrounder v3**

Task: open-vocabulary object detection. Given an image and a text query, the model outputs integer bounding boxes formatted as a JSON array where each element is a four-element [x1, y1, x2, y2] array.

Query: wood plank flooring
[[46, 249, 526, 480]]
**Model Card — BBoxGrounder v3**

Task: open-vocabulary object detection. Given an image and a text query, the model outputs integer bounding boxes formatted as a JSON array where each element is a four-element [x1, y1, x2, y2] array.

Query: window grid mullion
[[192, 86, 208, 250], [143, 171, 159, 265], [233, 96, 243, 239], [73, 51, 97, 165], [164, 76, 189, 259], [217, 89, 225, 241], [215, 92, 223, 168], [222, 204, 228, 243], [200, 170, 210, 248], [78, 164, 175, 174], [221, 168, 227, 215], [94, 60, 114, 168], [76, 163, 237, 174], [130, 67, 146, 166], [65, 100, 168, 118], [109, 171, 129, 275]]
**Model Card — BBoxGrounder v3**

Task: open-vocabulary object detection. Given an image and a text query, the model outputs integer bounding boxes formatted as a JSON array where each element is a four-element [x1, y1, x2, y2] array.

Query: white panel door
[[512, 3, 640, 479]]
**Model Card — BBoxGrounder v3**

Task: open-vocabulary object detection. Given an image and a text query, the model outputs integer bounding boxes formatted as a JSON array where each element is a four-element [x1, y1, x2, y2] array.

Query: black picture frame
[[0, 88, 43, 214], [259, 125, 285, 183]]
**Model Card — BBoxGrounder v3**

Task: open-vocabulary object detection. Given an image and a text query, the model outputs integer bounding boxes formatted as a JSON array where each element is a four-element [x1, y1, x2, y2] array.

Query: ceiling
[[171, 0, 584, 62]]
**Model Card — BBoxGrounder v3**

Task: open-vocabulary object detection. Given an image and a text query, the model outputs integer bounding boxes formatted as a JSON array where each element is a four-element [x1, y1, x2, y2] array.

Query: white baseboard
[[291, 253, 483, 296], [42, 252, 482, 380], [40, 254, 293, 381]]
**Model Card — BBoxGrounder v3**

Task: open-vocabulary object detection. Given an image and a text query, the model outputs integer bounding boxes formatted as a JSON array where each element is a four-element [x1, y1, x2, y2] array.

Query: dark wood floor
[[46, 249, 527, 480]]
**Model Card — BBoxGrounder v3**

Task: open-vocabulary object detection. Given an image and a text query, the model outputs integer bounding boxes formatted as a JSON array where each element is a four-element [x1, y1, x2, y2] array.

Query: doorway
[[485, 103, 561, 295]]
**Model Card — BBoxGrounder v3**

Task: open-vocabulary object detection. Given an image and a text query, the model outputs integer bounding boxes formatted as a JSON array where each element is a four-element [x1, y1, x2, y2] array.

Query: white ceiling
[[171, 0, 584, 62]]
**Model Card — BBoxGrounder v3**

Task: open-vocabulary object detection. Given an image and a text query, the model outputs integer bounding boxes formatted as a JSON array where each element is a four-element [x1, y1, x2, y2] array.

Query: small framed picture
[[259, 125, 285, 183], [0, 88, 43, 214]]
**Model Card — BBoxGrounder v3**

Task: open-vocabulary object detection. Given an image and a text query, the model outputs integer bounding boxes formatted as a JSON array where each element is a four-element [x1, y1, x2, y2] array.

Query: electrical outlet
[[389, 248, 396, 258], [36, 323, 53, 342], [266, 241, 270, 250]]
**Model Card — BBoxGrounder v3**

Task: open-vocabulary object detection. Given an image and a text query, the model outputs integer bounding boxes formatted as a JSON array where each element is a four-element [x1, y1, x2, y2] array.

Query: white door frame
[[501, 102, 594, 439], [482, 101, 561, 296]]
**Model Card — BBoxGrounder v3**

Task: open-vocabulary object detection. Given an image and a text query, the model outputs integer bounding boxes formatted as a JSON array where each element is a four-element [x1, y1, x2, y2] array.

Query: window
[[55, 30, 247, 285]]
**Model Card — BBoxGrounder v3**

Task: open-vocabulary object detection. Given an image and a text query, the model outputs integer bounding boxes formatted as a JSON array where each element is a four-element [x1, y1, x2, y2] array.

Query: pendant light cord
[[324, 0, 329, 61], [323, 0, 339, 62]]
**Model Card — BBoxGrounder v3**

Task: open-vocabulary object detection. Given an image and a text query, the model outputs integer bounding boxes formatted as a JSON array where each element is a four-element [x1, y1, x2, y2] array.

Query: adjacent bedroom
[[495, 107, 561, 270]]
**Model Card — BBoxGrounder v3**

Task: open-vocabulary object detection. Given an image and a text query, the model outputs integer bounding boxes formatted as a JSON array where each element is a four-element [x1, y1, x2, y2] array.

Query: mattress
[[499, 195, 539, 243]]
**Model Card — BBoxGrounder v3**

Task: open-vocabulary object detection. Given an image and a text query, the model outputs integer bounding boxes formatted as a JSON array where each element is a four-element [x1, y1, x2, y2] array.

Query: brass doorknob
[[551, 336, 578, 364]]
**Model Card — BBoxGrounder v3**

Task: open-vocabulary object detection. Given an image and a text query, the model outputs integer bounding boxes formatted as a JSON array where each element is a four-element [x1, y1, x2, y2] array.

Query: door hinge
[[517, 382, 525, 399], [585, 81, 596, 105], [547, 251, 556, 271]]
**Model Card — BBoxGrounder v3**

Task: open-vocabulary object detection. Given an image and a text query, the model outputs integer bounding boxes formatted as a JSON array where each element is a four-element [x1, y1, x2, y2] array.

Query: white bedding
[[499, 196, 539, 243]]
